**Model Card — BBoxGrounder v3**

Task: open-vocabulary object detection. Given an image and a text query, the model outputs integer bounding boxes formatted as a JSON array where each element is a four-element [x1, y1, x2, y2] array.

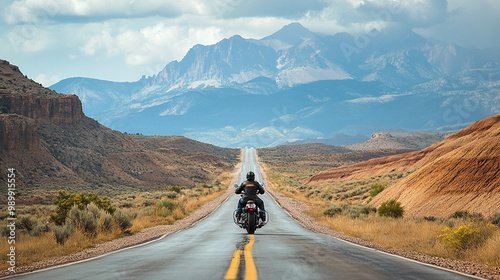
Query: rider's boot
[[259, 211, 266, 225]]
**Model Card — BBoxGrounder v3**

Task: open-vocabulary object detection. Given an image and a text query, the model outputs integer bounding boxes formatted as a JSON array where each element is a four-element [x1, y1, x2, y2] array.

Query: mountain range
[[50, 23, 500, 147]]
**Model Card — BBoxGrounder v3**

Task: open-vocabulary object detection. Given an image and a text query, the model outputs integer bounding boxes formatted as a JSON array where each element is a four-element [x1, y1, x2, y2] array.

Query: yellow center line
[[224, 235, 258, 280], [224, 249, 242, 280], [244, 235, 257, 280]]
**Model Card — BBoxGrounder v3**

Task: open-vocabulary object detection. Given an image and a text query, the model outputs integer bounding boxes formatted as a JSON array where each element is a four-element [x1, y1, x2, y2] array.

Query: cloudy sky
[[1, 0, 499, 86]]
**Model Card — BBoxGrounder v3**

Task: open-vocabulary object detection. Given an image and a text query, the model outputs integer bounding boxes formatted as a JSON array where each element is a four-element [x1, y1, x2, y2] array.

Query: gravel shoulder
[[4, 164, 499, 279]]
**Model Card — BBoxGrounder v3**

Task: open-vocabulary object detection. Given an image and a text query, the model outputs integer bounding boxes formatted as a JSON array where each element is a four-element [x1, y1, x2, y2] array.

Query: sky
[[0, 0, 499, 86]]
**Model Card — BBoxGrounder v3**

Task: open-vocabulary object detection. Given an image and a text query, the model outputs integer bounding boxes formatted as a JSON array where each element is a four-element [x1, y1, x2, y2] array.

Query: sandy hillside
[[306, 114, 500, 217]]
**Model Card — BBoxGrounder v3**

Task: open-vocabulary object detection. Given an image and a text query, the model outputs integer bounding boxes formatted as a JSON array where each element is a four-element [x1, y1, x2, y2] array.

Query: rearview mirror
[[234, 184, 238, 188]]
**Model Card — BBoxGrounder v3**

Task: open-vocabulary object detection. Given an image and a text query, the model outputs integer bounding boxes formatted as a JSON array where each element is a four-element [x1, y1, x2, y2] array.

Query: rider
[[235, 171, 266, 224]]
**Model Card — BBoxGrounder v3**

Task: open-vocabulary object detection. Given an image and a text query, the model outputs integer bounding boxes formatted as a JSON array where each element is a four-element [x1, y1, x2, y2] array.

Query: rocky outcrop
[[0, 114, 39, 151], [0, 59, 84, 125], [0, 94, 83, 124]]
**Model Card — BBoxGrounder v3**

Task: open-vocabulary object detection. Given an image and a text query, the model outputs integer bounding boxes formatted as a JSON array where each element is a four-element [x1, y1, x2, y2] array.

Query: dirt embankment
[[306, 114, 500, 218]]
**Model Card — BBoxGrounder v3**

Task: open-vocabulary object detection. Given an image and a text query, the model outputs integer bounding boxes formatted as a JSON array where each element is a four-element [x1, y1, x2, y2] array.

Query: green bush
[[378, 199, 404, 218], [51, 190, 115, 225], [369, 184, 385, 197]]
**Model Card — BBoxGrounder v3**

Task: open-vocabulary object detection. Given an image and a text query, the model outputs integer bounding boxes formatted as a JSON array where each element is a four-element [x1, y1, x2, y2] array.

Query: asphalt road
[[8, 148, 482, 280]]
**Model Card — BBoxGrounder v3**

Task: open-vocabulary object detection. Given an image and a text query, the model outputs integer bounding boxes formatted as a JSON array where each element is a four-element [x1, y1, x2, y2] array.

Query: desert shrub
[[54, 224, 74, 245], [449, 211, 484, 222], [166, 186, 182, 193], [342, 187, 368, 199], [165, 191, 179, 199], [351, 205, 377, 218], [438, 223, 496, 251], [86, 203, 101, 220], [158, 199, 176, 211], [51, 190, 115, 225], [99, 213, 114, 232], [323, 205, 342, 216], [424, 216, 437, 222], [142, 199, 154, 207], [67, 205, 98, 237], [449, 210, 469, 219], [491, 212, 500, 226], [305, 189, 320, 198], [320, 192, 333, 201], [157, 199, 177, 217], [378, 199, 404, 218], [18, 216, 35, 232], [31, 222, 50, 236], [369, 184, 385, 197], [0, 225, 10, 237], [120, 201, 134, 208], [113, 210, 132, 231]]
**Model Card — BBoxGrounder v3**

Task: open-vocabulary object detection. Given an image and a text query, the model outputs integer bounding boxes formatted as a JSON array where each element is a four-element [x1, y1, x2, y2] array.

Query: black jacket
[[235, 180, 265, 199]]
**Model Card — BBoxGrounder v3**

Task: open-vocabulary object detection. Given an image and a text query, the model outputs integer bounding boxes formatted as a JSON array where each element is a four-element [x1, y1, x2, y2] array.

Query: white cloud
[[80, 21, 225, 67], [2, 0, 206, 24], [1, 0, 498, 86], [34, 73, 60, 86], [355, 0, 448, 28], [416, 0, 500, 49]]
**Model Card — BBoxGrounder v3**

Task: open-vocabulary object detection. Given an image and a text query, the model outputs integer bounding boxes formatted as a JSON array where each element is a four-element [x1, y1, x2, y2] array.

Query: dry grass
[[311, 211, 500, 267], [466, 233, 500, 267], [0, 171, 234, 272], [0, 229, 122, 270]]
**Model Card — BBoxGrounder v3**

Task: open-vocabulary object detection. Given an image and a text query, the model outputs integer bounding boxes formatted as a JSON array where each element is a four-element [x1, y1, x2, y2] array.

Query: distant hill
[[345, 131, 449, 151], [0, 59, 239, 200], [305, 114, 500, 217]]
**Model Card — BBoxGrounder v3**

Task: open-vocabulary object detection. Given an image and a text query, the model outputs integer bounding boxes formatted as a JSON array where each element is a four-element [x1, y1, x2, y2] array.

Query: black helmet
[[246, 171, 255, 180]]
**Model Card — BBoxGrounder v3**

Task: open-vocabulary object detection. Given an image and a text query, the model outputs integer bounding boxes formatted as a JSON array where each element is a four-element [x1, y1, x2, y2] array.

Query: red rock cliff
[[0, 114, 39, 151], [0, 59, 84, 125], [0, 93, 83, 124]]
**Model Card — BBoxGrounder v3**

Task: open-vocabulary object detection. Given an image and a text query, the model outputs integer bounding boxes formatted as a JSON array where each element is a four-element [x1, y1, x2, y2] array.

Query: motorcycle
[[232, 183, 269, 234]]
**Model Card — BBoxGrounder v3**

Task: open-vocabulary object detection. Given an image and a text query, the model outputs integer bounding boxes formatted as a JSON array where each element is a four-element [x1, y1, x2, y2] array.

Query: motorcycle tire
[[247, 211, 256, 234]]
